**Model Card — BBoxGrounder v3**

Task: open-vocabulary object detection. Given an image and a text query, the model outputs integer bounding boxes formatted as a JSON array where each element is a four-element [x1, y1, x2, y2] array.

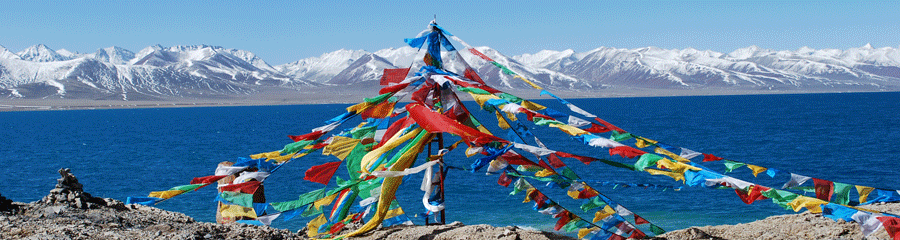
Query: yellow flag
[[269, 154, 293, 163], [636, 138, 657, 148], [746, 164, 768, 177], [654, 147, 690, 163], [578, 227, 599, 239], [505, 111, 518, 122], [306, 213, 328, 237], [250, 150, 281, 159], [313, 193, 338, 210], [646, 169, 685, 182], [219, 204, 257, 219], [468, 92, 500, 109], [148, 190, 185, 199], [549, 123, 589, 136], [513, 75, 543, 89], [520, 100, 546, 111], [856, 185, 875, 203], [523, 189, 538, 203], [323, 136, 360, 160], [656, 158, 701, 173], [346, 101, 374, 113], [384, 206, 405, 219], [593, 205, 616, 222], [787, 195, 828, 213], [496, 112, 510, 129], [359, 128, 422, 173], [535, 169, 557, 177]]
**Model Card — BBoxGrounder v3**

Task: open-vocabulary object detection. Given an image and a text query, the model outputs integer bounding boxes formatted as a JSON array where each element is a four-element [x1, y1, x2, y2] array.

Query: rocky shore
[[1, 169, 897, 239]]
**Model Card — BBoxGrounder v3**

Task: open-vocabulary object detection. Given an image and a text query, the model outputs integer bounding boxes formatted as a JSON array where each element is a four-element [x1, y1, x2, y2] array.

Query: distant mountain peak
[[17, 44, 70, 62]]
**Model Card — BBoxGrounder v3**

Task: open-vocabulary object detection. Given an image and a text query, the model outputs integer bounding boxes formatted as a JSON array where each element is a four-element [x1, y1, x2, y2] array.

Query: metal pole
[[425, 133, 446, 225]]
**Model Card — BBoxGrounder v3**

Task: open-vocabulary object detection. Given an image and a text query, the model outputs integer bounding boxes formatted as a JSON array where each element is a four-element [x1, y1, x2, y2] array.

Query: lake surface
[[1, 91, 898, 233]]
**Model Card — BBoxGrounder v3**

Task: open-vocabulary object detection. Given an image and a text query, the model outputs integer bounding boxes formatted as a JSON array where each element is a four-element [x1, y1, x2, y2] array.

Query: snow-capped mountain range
[[1, 43, 898, 100]]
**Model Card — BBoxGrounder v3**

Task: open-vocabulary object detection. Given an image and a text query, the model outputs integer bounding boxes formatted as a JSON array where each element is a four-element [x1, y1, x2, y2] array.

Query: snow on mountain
[[275, 49, 369, 83], [516, 45, 900, 90], [1, 44, 313, 100], [3, 41, 899, 101], [327, 53, 396, 85], [0, 45, 21, 60], [17, 44, 71, 62], [93, 46, 135, 65]]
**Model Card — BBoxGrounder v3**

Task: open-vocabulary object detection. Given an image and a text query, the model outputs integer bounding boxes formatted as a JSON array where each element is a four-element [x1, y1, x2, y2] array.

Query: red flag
[[629, 229, 647, 239], [594, 118, 625, 133], [553, 210, 572, 231], [328, 222, 345, 234], [609, 146, 646, 159], [289, 130, 325, 142], [577, 188, 599, 199], [497, 171, 513, 187], [877, 216, 900, 240], [191, 175, 227, 185], [735, 185, 770, 204], [501, 152, 539, 166], [304, 161, 342, 185], [379, 82, 410, 94], [702, 153, 723, 162], [813, 178, 834, 201], [311, 142, 329, 149], [464, 67, 486, 85], [554, 151, 599, 165], [529, 190, 550, 209], [469, 48, 495, 62], [583, 123, 611, 133], [407, 103, 505, 145], [634, 214, 649, 225], [522, 110, 555, 122], [220, 181, 261, 194], [379, 68, 410, 85], [547, 153, 566, 168], [376, 116, 413, 149]]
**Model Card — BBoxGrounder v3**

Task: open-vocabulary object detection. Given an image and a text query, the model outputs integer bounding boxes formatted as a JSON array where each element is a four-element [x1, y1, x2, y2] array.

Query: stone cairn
[[40, 168, 123, 210], [0, 193, 18, 214]]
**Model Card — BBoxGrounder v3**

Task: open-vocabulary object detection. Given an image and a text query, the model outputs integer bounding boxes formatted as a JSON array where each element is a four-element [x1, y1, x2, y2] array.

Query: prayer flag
[[746, 164, 767, 177], [220, 181, 261, 194], [832, 182, 852, 205], [723, 160, 745, 173], [702, 153, 723, 162], [876, 216, 900, 240], [735, 185, 770, 204], [304, 161, 342, 185], [289, 130, 325, 142], [782, 173, 812, 189], [191, 175, 227, 185], [813, 178, 834, 201], [380, 68, 410, 85], [856, 185, 875, 203], [634, 214, 649, 225], [554, 210, 572, 231], [650, 224, 666, 235], [497, 171, 513, 187], [609, 146, 646, 159]]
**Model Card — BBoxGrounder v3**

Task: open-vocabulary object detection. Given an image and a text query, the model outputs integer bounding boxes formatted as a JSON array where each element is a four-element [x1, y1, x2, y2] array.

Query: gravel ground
[[2, 168, 896, 240]]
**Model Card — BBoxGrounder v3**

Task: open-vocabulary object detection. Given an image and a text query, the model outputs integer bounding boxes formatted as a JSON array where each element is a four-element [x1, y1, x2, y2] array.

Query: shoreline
[[1, 88, 896, 112]]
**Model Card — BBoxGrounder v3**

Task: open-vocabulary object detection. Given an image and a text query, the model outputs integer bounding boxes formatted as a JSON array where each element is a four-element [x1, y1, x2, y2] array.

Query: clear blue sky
[[1, 1, 897, 65]]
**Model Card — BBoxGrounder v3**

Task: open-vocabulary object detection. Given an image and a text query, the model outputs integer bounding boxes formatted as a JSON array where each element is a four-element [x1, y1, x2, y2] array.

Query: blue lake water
[[1, 92, 898, 234]]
